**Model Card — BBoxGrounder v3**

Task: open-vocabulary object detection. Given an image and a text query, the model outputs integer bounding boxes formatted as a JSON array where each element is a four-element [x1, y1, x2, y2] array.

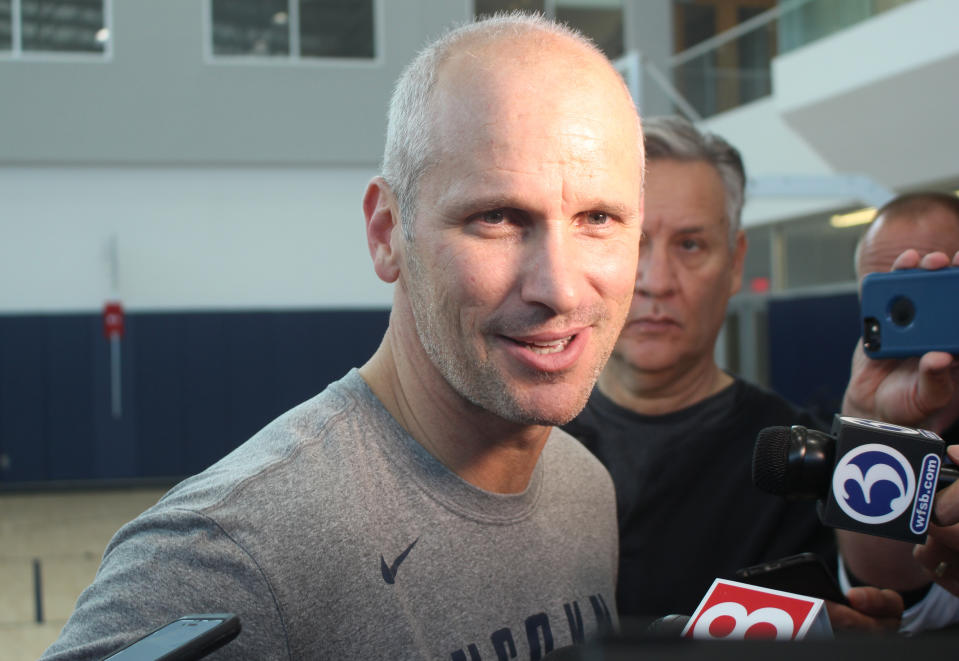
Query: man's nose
[[520, 225, 583, 314], [636, 244, 675, 298]]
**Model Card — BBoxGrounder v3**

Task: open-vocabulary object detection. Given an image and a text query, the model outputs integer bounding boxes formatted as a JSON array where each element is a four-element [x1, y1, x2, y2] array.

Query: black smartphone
[[101, 613, 241, 661], [734, 552, 848, 605], [861, 267, 959, 359]]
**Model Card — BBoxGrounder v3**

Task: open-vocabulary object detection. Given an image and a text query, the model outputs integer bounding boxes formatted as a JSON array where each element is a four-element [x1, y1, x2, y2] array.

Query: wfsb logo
[[820, 416, 944, 543], [833, 443, 915, 524], [683, 580, 831, 640]]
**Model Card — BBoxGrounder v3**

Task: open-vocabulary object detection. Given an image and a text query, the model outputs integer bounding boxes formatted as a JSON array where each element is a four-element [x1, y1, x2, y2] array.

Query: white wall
[[702, 98, 849, 228], [775, 0, 959, 192], [1, 166, 391, 313], [701, 0, 959, 226], [0, 0, 469, 167], [0, 1, 478, 315]]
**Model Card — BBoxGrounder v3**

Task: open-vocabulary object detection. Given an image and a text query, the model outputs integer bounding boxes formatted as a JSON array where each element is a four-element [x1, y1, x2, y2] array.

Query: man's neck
[[358, 329, 550, 495], [597, 356, 733, 417]]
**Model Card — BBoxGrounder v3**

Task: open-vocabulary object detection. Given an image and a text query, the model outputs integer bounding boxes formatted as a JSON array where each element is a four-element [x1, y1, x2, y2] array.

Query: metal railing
[[621, 0, 916, 120]]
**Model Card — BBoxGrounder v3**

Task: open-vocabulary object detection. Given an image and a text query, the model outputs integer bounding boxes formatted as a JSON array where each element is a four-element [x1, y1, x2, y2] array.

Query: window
[[555, 0, 623, 59], [1, 1, 11, 51], [2, 0, 109, 57], [210, 0, 375, 61], [739, 214, 865, 294], [672, 0, 776, 117], [212, 0, 289, 56], [473, 0, 624, 59]]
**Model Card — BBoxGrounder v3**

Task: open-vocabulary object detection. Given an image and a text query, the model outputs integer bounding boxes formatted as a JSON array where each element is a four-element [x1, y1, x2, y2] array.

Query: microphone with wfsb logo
[[682, 579, 832, 641]]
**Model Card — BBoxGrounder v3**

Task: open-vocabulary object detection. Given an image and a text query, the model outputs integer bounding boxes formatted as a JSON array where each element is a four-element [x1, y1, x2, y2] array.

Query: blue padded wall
[[0, 309, 389, 486], [767, 292, 861, 422]]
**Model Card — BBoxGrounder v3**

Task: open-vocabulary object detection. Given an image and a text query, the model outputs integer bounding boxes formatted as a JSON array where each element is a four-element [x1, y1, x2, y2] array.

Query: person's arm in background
[[913, 445, 959, 596], [838, 249, 959, 607]]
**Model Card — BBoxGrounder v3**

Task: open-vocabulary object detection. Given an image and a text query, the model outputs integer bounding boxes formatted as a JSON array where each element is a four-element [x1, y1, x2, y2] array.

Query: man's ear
[[363, 177, 402, 284], [730, 229, 748, 295]]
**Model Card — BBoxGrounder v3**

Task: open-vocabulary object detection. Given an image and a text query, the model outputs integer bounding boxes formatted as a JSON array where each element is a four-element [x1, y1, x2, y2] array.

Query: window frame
[[0, 0, 113, 62], [202, 0, 384, 68]]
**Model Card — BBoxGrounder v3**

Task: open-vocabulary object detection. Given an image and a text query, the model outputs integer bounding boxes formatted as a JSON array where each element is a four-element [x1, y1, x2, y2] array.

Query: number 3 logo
[[693, 602, 795, 640]]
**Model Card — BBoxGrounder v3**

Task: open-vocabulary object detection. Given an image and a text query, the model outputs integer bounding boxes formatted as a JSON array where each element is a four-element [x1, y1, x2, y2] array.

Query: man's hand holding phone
[[840, 249, 959, 613], [844, 249, 959, 434], [913, 445, 959, 598]]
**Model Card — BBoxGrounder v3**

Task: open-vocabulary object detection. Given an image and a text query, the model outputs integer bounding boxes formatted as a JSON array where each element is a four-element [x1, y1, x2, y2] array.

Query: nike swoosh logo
[[380, 538, 419, 585]]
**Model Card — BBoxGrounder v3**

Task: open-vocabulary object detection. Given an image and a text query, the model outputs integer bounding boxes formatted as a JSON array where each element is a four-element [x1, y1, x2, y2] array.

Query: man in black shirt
[[565, 368, 832, 619], [563, 116, 835, 619]]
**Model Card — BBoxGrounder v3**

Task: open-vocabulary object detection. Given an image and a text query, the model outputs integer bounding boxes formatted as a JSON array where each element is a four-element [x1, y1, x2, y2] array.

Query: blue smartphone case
[[860, 267, 959, 358]]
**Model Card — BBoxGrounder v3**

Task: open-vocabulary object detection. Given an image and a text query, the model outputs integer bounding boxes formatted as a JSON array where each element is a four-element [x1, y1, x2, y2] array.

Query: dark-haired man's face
[[610, 158, 745, 379]]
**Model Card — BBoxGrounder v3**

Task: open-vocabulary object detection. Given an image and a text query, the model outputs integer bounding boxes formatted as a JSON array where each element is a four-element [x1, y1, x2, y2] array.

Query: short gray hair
[[643, 115, 745, 247], [381, 12, 608, 240]]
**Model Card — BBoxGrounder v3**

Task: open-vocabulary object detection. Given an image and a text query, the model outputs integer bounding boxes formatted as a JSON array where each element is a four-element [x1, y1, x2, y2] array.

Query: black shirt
[[562, 377, 835, 619]]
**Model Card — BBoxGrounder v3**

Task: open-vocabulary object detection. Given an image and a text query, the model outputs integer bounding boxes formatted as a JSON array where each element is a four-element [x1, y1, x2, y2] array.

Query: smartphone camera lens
[[889, 296, 915, 327], [863, 317, 881, 352]]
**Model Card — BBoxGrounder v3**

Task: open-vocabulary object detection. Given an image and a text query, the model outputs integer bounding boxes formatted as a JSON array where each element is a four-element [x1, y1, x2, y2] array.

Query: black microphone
[[645, 614, 690, 638], [753, 425, 836, 501], [753, 415, 956, 543]]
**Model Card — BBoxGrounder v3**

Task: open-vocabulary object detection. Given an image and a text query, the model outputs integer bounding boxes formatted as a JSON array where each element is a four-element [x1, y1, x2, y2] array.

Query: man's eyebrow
[[443, 196, 638, 219], [579, 200, 637, 219], [441, 195, 519, 217]]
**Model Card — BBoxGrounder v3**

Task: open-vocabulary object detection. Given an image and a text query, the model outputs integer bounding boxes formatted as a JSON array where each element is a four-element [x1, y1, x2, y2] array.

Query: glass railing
[[778, 0, 914, 53], [669, 0, 915, 119]]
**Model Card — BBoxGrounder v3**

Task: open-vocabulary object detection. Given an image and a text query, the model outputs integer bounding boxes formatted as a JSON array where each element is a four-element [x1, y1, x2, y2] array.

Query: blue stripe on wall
[[0, 309, 390, 486], [767, 292, 861, 421]]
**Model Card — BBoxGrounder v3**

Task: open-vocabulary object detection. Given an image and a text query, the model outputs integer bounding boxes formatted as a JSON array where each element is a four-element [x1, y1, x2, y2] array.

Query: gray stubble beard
[[403, 246, 608, 427]]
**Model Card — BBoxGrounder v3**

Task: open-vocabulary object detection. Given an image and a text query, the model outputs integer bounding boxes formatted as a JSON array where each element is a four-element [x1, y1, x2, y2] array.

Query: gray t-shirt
[[42, 370, 618, 660]]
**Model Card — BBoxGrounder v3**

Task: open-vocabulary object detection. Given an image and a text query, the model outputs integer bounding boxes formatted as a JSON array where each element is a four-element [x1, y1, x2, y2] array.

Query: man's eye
[[680, 238, 701, 251], [586, 212, 610, 225], [479, 209, 507, 224]]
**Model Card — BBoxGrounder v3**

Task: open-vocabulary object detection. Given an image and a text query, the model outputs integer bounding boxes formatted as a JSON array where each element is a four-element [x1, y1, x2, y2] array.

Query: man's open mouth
[[509, 335, 574, 354]]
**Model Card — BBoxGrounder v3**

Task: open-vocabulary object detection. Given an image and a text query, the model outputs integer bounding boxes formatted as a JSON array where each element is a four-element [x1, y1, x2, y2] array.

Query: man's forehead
[[425, 53, 641, 178], [642, 216, 727, 240], [874, 209, 959, 243], [861, 210, 959, 273], [645, 159, 727, 233], [433, 33, 636, 123], [440, 29, 598, 76]]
